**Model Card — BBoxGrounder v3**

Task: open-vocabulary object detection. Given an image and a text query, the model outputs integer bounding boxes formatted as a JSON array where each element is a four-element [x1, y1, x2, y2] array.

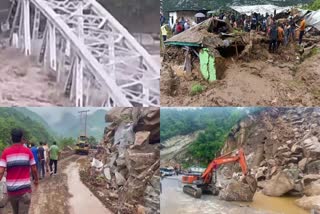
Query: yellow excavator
[[75, 135, 89, 155]]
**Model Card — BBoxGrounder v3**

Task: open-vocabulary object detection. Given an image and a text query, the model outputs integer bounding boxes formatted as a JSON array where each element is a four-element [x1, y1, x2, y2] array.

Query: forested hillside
[[161, 107, 264, 166], [0, 108, 55, 152]]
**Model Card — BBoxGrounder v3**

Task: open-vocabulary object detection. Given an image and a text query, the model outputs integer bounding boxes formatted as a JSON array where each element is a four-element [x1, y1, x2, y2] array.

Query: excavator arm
[[201, 148, 248, 184], [182, 148, 257, 199]]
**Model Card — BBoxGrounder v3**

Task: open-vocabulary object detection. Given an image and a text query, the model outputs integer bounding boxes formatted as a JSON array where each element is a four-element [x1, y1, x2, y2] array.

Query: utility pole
[[78, 110, 90, 136]]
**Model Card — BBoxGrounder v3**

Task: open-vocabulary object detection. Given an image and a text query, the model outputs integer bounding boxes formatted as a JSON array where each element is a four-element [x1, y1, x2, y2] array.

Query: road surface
[[2, 155, 112, 214]]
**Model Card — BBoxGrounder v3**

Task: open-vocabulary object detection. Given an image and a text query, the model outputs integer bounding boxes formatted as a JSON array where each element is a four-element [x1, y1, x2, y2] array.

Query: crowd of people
[[216, 11, 306, 52], [0, 128, 61, 214], [160, 11, 307, 53]]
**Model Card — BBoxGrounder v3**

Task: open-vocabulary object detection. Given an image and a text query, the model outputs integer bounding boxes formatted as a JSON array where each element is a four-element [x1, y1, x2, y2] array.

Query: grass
[[190, 83, 205, 96]]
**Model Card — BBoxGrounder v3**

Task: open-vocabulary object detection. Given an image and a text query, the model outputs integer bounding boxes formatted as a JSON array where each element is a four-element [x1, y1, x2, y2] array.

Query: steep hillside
[[0, 108, 55, 151]]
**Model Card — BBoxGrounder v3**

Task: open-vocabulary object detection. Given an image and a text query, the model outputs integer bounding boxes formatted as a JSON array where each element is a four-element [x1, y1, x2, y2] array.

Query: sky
[[27, 107, 110, 124]]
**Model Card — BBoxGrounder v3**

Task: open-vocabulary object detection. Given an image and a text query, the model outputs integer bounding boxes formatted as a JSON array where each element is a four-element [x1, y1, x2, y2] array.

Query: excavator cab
[[182, 148, 257, 199]]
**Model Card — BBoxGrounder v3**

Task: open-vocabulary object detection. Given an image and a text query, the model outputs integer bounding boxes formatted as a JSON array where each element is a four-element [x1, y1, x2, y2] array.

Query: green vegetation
[[0, 108, 55, 153], [58, 137, 76, 149], [88, 136, 98, 145], [304, 0, 320, 10], [190, 83, 205, 96], [161, 107, 265, 166]]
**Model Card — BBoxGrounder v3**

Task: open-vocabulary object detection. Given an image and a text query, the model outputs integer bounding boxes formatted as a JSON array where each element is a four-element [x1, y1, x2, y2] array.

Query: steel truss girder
[[10, 0, 160, 107]]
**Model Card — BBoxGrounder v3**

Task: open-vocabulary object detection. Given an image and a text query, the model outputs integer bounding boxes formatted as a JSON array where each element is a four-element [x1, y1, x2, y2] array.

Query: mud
[[161, 176, 308, 214], [0, 47, 71, 107], [161, 40, 320, 107], [67, 161, 112, 214], [1, 155, 111, 214]]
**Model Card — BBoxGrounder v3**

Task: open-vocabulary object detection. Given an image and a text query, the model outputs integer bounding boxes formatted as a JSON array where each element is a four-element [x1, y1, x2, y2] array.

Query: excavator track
[[183, 185, 202, 198]]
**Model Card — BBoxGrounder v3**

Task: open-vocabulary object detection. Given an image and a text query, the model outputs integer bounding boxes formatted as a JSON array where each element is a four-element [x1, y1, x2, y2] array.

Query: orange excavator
[[182, 148, 257, 198]]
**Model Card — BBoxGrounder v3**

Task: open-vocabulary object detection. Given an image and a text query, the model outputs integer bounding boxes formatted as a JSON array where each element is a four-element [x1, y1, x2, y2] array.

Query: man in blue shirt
[[30, 143, 39, 180]]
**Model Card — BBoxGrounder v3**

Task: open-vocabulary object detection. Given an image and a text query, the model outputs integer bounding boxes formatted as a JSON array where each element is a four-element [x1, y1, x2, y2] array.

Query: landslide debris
[[220, 108, 320, 212], [161, 16, 320, 107], [80, 108, 160, 214]]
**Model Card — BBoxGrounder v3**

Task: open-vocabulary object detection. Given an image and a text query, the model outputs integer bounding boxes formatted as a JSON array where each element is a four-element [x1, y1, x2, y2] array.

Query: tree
[[88, 136, 98, 145], [59, 137, 76, 149]]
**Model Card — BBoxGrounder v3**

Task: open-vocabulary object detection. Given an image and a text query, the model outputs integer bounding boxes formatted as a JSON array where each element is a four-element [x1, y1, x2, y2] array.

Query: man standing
[[161, 24, 168, 42], [43, 143, 49, 173], [269, 23, 278, 53], [298, 17, 306, 45], [30, 144, 39, 179], [37, 143, 45, 179], [49, 142, 60, 175], [0, 129, 38, 214]]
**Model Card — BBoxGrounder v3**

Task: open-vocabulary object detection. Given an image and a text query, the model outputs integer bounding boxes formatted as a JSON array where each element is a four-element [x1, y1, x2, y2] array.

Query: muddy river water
[[161, 176, 309, 214]]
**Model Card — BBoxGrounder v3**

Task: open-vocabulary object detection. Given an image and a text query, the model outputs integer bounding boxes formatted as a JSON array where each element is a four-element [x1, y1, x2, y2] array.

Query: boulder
[[115, 171, 126, 186], [295, 195, 320, 210], [135, 131, 151, 146], [304, 180, 320, 196], [301, 137, 320, 158], [306, 160, 320, 174], [106, 108, 133, 122], [218, 180, 255, 201], [262, 171, 294, 196], [298, 158, 308, 171]]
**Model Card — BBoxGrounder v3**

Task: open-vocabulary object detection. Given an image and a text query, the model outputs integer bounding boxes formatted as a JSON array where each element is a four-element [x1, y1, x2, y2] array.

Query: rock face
[[220, 108, 320, 211], [86, 108, 160, 214], [219, 180, 255, 201]]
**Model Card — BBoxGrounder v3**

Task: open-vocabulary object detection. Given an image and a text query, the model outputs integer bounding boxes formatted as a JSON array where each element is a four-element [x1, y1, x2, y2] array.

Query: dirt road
[[0, 47, 71, 106], [161, 176, 308, 214], [2, 155, 112, 214]]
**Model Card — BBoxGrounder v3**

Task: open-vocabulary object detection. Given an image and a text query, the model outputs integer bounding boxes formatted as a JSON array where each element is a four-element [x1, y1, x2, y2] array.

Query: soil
[[0, 47, 71, 107], [161, 42, 320, 107], [1, 155, 112, 214]]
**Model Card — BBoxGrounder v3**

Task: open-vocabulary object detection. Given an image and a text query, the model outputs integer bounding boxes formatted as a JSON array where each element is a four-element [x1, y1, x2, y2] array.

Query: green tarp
[[199, 48, 216, 82]]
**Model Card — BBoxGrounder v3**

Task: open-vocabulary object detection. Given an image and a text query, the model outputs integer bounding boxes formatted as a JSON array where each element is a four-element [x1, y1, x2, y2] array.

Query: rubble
[[219, 108, 320, 211], [218, 179, 255, 201], [81, 108, 160, 214], [161, 8, 320, 107]]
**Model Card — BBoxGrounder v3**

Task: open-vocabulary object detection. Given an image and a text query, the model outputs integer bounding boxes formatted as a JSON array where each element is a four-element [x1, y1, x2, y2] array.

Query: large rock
[[218, 180, 255, 201], [115, 171, 126, 186], [125, 148, 158, 176], [106, 108, 133, 122], [295, 195, 320, 210], [104, 167, 111, 180], [304, 180, 320, 196], [262, 171, 294, 196], [301, 137, 320, 158], [135, 108, 160, 143], [306, 160, 320, 174], [135, 131, 151, 146]]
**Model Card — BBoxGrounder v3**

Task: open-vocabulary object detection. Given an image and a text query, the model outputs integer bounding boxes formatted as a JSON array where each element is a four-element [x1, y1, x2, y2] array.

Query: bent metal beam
[[9, 0, 160, 107]]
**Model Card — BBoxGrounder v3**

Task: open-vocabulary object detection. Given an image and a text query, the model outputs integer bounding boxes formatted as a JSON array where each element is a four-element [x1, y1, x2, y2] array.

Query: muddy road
[[161, 176, 308, 214], [161, 45, 320, 107], [2, 155, 112, 214]]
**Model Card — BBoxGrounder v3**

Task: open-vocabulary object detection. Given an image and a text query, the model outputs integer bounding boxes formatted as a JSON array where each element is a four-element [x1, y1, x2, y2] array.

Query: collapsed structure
[[81, 108, 160, 214]]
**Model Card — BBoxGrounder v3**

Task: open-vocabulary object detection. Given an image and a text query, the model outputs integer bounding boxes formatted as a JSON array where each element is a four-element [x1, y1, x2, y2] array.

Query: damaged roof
[[164, 18, 235, 48]]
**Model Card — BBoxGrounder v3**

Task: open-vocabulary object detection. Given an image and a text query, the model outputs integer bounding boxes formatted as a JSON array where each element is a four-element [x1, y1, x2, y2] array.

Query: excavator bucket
[[242, 174, 258, 193]]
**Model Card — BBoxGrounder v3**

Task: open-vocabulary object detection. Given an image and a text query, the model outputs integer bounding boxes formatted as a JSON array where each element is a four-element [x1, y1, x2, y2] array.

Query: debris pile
[[221, 108, 320, 211], [82, 108, 160, 214], [161, 9, 320, 107]]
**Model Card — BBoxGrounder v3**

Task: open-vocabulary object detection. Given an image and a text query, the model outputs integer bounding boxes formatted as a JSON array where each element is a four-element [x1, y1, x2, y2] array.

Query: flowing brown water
[[235, 192, 308, 214]]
